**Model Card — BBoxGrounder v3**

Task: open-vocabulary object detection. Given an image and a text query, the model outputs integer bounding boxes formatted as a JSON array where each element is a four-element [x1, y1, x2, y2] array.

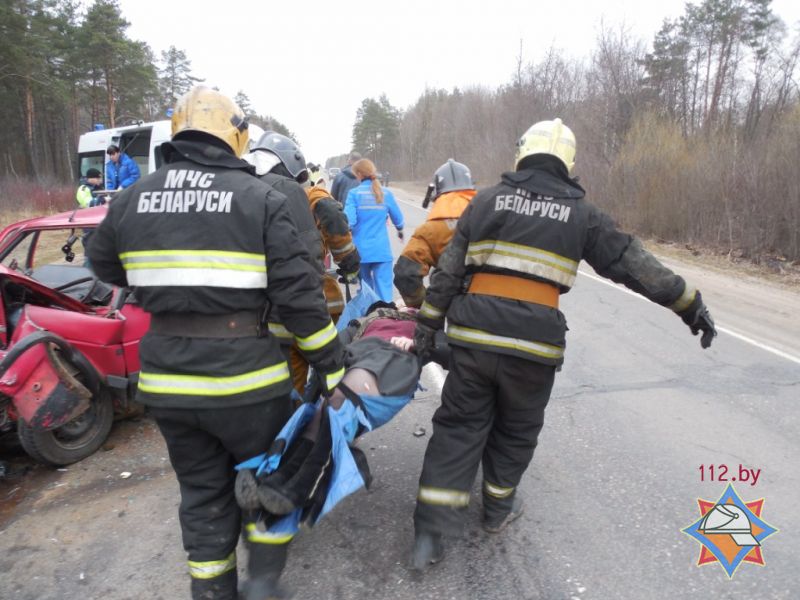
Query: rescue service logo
[[682, 483, 778, 578]]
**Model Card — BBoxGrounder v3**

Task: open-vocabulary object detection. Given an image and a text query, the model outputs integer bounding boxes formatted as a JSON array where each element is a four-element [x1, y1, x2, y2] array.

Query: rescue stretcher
[[236, 281, 425, 537]]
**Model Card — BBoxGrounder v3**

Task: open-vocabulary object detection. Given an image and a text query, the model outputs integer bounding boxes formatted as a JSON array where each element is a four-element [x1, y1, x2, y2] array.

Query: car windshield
[[1, 226, 101, 293]]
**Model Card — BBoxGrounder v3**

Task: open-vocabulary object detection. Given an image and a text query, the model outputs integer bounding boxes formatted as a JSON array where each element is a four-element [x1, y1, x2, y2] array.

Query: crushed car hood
[[0, 266, 92, 313]]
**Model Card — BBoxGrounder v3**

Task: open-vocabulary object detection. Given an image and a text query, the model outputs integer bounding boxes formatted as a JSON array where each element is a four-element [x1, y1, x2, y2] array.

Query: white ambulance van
[[77, 120, 265, 181]]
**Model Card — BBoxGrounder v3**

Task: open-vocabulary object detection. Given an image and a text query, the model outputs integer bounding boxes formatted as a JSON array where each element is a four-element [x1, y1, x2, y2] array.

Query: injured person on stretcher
[[235, 301, 446, 527]]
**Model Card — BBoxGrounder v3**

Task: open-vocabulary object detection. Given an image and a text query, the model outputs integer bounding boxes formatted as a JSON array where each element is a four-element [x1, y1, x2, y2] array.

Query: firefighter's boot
[[241, 526, 290, 600], [190, 569, 237, 600], [483, 495, 524, 534], [239, 578, 289, 600], [409, 531, 444, 572]]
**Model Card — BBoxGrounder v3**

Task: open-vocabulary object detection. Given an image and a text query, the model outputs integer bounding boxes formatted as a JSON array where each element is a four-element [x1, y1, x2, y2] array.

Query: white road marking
[[394, 194, 427, 213], [579, 269, 800, 366]]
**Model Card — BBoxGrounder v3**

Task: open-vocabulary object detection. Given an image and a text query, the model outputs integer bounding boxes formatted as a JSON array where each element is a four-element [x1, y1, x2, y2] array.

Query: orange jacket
[[306, 186, 360, 315], [393, 189, 476, 307]]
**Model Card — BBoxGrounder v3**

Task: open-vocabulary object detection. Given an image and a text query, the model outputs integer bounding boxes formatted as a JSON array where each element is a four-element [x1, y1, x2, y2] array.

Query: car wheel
[[17, 389, 114, 467]]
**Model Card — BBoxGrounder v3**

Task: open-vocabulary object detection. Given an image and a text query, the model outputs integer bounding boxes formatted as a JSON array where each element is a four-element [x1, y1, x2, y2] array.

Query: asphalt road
[[1, 185, 798, 599]]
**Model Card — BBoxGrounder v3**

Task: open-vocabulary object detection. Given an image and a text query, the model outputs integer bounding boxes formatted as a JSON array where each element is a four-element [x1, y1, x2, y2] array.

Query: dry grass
[[644, 238, 800, 291], [0, 179, 73, 225], [392, 182, 800, 291]]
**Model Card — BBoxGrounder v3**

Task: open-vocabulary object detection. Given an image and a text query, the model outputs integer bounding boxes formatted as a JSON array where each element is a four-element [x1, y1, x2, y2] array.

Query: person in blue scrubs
[[344, 158, 404, 302]]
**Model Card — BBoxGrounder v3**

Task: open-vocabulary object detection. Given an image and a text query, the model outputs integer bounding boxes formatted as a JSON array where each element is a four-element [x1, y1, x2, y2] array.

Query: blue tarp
[[336, 280, 381, 332], [236, 279, 417, 533]]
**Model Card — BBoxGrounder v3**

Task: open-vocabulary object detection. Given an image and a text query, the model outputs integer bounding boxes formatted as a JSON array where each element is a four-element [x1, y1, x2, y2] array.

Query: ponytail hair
[[352, 158, 384, 203]]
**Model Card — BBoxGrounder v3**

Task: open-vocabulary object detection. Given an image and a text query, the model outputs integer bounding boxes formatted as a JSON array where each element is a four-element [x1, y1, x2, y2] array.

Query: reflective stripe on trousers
[[120, 249, 267, 288], [188, 551, 236, 579], [418, 486, 470, 507], [139, 362, 290, 396], [245, 523, 294, 545], [447, 324, 564, 361], [466, 240, 578, 288], [484, 480, 515, 499]]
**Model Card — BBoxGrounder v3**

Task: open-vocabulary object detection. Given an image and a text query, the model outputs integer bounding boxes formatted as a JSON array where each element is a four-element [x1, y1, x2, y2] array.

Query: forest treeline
[[351, 0, 800, 261], [0, 0, 292, 182], [2, 0, 799, 261]]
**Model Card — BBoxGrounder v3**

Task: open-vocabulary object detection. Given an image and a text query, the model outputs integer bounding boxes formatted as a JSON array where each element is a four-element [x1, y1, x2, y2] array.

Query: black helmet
[[252, 131, 308, 183], [433, 159, 474, 197]]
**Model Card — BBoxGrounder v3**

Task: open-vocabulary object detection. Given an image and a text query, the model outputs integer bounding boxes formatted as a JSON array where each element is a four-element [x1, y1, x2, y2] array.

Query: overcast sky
[[117, 0, 800, 164]]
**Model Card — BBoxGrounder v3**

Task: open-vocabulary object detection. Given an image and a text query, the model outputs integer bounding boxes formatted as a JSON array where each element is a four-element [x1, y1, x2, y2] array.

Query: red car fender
[[0, 326, 101, 430]]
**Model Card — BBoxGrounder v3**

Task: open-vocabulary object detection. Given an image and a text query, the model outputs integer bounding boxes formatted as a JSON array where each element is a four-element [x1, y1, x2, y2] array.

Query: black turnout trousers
[[151, 397, 292, 599], [415, 345, 556, 535]]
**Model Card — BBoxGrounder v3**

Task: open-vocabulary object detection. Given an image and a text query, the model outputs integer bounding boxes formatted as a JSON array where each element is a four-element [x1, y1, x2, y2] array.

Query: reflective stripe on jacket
[[419, 161, 694, 365], [88, 139, 342, 408]]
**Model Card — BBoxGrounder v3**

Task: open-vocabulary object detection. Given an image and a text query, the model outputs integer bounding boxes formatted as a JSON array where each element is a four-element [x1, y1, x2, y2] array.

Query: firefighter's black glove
[[678, 291, 717, 349], [336, 267, 359, 284], [337, 249, 360, 277], [413, 323, 437, 361], [427, 330, 451, 368], [397, 228, 405, 241]]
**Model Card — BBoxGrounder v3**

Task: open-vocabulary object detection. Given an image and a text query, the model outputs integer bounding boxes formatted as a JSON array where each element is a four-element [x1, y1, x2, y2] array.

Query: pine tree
[[351, 94, 400, 169], [234, 90, 253, 117], [81, 0, 133, 127], [159, 46, 201, 113]]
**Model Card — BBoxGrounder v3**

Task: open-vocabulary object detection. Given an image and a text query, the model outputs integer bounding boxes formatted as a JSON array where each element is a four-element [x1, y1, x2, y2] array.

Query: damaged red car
[[0, 205, 149, 466]]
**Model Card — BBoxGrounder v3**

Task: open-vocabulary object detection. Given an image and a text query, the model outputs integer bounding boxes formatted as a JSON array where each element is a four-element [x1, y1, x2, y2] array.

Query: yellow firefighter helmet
[[171, 86, 249, 157], [514, 118, 576, 173]]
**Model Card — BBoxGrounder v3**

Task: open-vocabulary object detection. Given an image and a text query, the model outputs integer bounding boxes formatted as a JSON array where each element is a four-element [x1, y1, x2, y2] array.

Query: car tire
[[17, 389, 114, 467]]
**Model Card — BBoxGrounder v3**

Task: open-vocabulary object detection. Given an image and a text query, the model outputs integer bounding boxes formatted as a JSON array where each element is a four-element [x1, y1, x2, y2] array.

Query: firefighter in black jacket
[[246, 131, 327, 357], [410, 118, 717, 570], [247, 132, 360, 394], [88, 87, 345, 600]]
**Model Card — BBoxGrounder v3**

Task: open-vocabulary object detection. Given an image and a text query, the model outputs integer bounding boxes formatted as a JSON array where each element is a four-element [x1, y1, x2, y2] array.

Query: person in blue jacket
[[344, 158, 404, 302], [105, 144, 141, 190]]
